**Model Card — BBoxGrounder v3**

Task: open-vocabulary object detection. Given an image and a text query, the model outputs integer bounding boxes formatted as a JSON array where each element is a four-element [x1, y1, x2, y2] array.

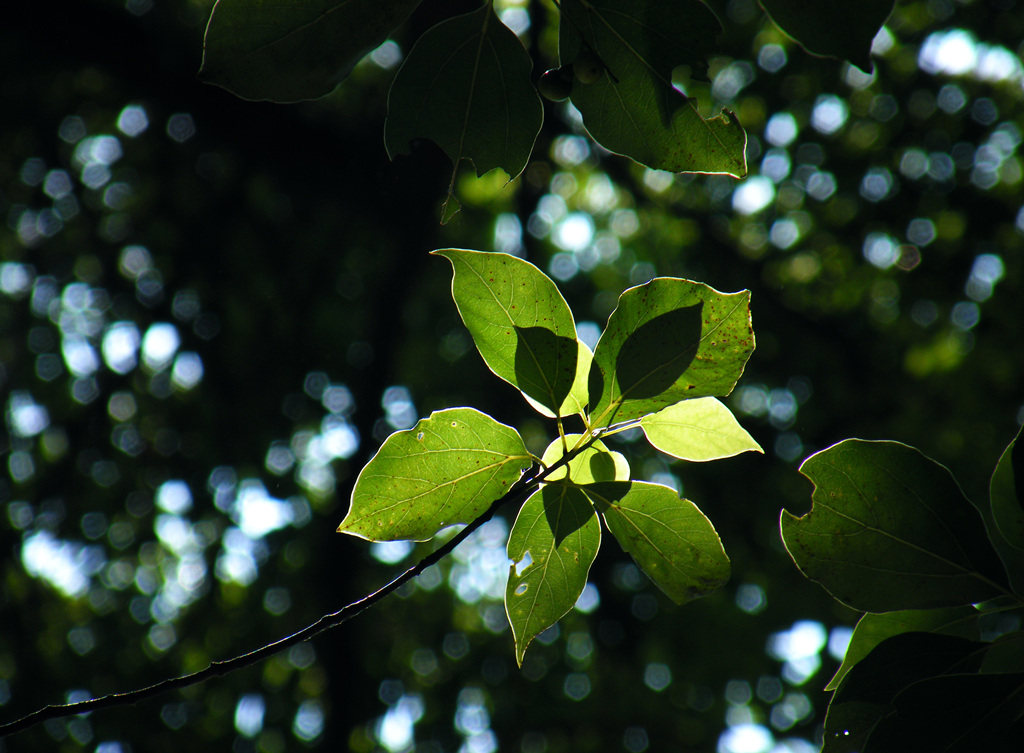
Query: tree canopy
[[2, 0, 1024, 751]]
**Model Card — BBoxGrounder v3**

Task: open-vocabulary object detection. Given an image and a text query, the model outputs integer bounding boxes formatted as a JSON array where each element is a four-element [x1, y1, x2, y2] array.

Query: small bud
[[573, 50, 603, 85]]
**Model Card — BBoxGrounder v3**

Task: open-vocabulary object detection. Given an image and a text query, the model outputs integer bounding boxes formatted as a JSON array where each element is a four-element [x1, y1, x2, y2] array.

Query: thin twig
[[0, 465, 542, 739]]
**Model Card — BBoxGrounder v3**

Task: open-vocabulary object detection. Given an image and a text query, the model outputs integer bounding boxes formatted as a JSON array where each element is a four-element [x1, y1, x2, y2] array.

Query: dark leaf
[[559, 0, 747, 176], [758, 0, 895, 72], [782, 440, 1011, 612], [201, 0, 421, 102]]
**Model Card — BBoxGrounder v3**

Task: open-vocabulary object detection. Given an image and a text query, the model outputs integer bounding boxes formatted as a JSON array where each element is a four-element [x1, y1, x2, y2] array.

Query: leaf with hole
[[782, 439, 1010, 612], [506, 485, 601, 665], [558, 0, 747, 176], [338, 408, 530, 542], [641, 397, 762, 462], [759, 0, 894, 73], [385, 5, 543, 219], [587, 278, 753, 429], [434, 249, 579, 416], [200, 0, 421, 102], [585, 481, 729, 604]]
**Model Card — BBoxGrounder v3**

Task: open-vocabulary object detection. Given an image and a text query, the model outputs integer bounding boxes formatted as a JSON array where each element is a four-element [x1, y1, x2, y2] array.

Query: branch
[[0, 464, 541, 739]]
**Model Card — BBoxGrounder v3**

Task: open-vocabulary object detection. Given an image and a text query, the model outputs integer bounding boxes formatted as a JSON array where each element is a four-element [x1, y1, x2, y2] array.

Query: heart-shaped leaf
[[200, 0, 422, 102], [338, 408, 530, 542], [641, 397, 762, 461], [559, 0, 747, 176], [386, 5, 543, 219], [585, 481, 730, 604], [587, 278, 754, 429], [759, 0, 895, 73], [782, 439, 1011, 612], [434, 249, 579, 416], [506, 485, 601, 665]]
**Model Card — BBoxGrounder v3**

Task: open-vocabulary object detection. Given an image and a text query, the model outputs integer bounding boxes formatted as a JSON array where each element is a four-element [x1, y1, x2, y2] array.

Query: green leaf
[[991, 424, 1024, 551], [559, 0, 747, 176], [826, 608, 981, 691], [433, 249, 579, 416], [540, 435, 630, 484], [823, 631, 987, 753], [759, 0, 895, 73], [200, 0, 421, 102], [585, 481, 730, 604], [524, 339, 594, 419], [782, 439, 1011, 613], [587, 278, 754, 429], [338, 408, 529, 542], [385, 5, 544, 219], [506, 485, 601, 665], [640, 397, 762, 461]]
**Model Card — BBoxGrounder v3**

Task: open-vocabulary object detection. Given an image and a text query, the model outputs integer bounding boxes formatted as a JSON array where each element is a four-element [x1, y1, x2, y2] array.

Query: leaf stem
[[1, 429, 609, 739], [0, 463, 543, 740]]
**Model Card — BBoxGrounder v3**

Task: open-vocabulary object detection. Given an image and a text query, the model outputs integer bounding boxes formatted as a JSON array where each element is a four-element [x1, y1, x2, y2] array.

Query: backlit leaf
[[759, 0, 894, 73], [585, 481, 730, 604], [825, 608, 980, 691], [641, 397, 762, 461], [385, 5, 543, 219], [338, 408, 530, 542], [587, 278, 753, 429], [433, 249, 578, 416], [559, 0, 747, 176], [782, 439, 1011, 612], [506, 486, 601, 665], [540, 435, 630, 484], [200, 0, 421, 102], [524, 339, 594, 419]]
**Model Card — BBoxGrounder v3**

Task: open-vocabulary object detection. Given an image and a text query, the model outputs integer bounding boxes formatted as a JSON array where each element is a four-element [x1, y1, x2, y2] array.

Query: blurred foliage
[[2, 0, 1023, 752]]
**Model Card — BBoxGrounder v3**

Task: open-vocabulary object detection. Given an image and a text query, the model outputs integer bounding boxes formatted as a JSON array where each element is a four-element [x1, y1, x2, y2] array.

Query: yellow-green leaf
[[434, 249, 579, 416], [506, 486, 601, 665], [338, 408, 530, 542], [540, 435, 630, 484], [641, 397, 762, 461], [587, 278, 754, 429], [585, 481, 730, 604]]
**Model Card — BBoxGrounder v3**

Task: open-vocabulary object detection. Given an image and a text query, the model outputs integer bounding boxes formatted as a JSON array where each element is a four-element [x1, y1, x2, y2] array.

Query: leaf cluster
[[781, 429, 1024, 750], [199, 0, 891, 219], [338, 249, 760, 661]]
